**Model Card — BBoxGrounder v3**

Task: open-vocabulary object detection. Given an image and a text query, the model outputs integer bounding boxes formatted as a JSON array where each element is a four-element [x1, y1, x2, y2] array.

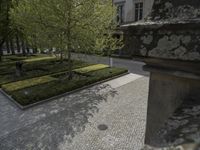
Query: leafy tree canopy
[[11, 0, 123, 54], [0, 0, 12, 45], [10, 0, 123, 79]]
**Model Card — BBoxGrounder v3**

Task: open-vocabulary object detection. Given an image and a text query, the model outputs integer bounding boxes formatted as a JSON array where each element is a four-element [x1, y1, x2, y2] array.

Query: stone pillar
[[142, 59, 200, 144], [122, 0, 200, 145]]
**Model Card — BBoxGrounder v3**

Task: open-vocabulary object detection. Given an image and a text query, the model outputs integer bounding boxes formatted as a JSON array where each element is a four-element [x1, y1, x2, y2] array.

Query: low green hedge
[[0, 59, 90, 86], [5, 67, 128, 106], [0, 55, 36, 67], [0, 66, 16, 75], [0, 55, 56, 73], [2, 63, 101, 92], [1, 64, 112, 91], [7, 56, 28, 61]]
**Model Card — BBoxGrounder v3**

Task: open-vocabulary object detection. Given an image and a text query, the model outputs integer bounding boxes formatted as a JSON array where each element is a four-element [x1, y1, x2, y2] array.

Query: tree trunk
[[109, 56, 113, 67], [16, 35, 21, 53], [0, 44, 3, 62], [15, 61, 24, 77], [21, 40, 26, 56], [59, 50, 64, 63], [68, 48, 73, 80], [10, 38, 15, 55], [0, 39, 5, 62], [67, 1, 73, 80], [33, 47, 37, 54], [109, 56, 113, 73], [26, 44, 30, 54], [6, 39, 10, 54]]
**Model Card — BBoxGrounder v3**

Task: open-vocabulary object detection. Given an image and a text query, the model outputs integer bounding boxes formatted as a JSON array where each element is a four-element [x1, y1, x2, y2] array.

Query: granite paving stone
[[0, 74, 149, 150]]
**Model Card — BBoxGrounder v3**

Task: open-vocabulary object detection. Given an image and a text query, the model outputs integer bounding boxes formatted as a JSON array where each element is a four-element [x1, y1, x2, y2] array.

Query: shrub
[[0, 58, 90, 86]]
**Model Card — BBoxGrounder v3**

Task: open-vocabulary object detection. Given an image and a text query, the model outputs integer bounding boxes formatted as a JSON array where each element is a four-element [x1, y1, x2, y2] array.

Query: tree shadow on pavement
[[0, 84, 118, 150]]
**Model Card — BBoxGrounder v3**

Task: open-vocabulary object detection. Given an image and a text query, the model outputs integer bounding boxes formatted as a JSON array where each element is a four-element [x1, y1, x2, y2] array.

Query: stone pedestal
[[141, 58, 200, 144], [122, 0, 200, 145]]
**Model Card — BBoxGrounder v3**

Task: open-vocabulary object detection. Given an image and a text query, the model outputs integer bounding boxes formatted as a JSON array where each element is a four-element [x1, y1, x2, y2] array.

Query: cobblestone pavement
[[0, 74, 149, 150], [142, 143, 200, 150]]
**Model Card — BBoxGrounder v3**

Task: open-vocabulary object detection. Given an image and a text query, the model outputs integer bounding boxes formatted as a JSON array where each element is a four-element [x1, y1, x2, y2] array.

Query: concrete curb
[[0, 89, 24, 110], [0, 71, 129, 110]]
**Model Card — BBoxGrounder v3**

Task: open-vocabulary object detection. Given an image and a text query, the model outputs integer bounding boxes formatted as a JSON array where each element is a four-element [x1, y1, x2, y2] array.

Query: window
[[135, 2, 143, 21], [116, 4, 124, 24]]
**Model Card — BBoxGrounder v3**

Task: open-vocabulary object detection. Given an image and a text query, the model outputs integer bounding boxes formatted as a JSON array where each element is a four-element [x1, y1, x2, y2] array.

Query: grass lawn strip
[[1, 64, 108, 91], [2, 76, 57, 92], [74, 64, 109, 74], [23, 56, 56, 63], [2, 67, 128, 106]]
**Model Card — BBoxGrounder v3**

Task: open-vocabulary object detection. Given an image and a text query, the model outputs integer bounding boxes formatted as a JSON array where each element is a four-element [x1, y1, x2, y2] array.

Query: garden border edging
[[0, 71, 129, 110]]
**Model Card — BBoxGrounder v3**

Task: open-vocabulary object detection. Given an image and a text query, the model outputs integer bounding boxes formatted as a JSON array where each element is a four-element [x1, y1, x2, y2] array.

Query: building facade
[[113, 0, 154, 24]]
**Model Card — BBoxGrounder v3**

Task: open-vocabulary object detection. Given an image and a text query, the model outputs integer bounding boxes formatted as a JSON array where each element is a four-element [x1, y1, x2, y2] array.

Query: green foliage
[[74, 64, 109, 74], [6, 56, 27, 61], [1, 63, 108, 91], [0, 55, 90, 85], [86, 67, 127, 79], [10, 0, 123, 61], [0, 0, 11, 43], [0, 55, 57, 76], [4, 67, 127, 106], [0, 54, 47, 67], [0, 66, 15, 75], [2, 76, 56, 92]]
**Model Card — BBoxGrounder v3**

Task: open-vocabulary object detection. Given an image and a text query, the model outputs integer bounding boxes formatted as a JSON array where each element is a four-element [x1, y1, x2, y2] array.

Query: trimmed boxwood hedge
[[3, 67, 128, 106], [0, 54, 42, 67], [0, 58, 90, 86]]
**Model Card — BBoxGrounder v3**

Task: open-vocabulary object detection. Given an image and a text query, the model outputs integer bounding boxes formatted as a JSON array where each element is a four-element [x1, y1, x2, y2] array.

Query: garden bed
[[0, 58, 127, 109], [2, 68, 127, 109], [0, 56, 90, 86]]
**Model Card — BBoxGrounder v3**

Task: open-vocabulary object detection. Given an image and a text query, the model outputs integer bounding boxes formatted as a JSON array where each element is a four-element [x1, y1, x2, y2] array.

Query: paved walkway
[[0, 74, 149, 150]]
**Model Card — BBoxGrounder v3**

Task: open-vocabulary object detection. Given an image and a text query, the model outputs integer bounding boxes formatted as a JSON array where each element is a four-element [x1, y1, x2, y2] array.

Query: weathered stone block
[[122, 0, 200, 61], [123, 23, 200, 61], [122, 0, 200, 146]]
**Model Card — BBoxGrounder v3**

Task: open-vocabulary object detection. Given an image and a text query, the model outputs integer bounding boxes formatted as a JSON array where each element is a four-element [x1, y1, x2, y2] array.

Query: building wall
[[113, 0, 154, 23]]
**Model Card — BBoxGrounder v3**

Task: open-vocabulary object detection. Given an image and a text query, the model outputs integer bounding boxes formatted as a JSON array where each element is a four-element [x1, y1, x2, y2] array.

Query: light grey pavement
[[72, 53, 149, 76], [0, 74, 149, 150]]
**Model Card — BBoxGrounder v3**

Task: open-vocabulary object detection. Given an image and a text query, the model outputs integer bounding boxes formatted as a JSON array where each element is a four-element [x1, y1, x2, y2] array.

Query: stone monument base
[[138, 58, 200, 145]]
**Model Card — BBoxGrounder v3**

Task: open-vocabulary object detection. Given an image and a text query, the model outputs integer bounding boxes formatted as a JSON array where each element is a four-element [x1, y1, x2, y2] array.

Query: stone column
[[122, 0, 200, 145]]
